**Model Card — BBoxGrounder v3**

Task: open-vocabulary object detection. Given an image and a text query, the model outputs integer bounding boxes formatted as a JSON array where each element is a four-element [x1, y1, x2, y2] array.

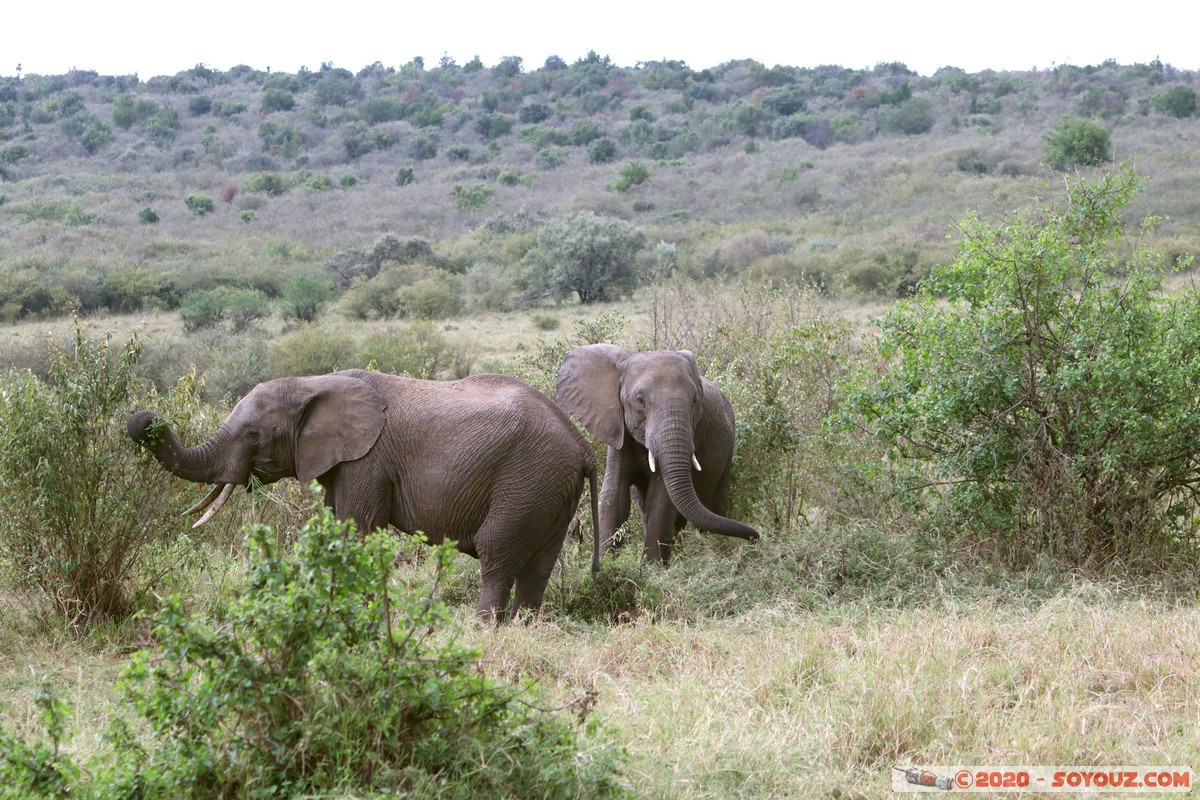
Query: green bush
[[1044, 116, 1112, 170], [587, 137, 618, 163], [1152, 85, 1197, 118], [845, 168, 1200, 569], [260, 87, 295, 113], [358, 322, 469, 378], [462, 261, 517, 311], [280, 274, 334, 323], [523, 211, 646, 304], [394, 272, 463, 319], [137, 206, 158, 224], [0, 511, 626, 797], [395, 165, 415, 186], [178, 287, 270, 333], [243, 171, 287, 196], [268, 324, 358, 377], [451, 183, 495, 211], [0, 324, 202, 626], [610, 160, 650, 192], [183, 193, 214, 216]]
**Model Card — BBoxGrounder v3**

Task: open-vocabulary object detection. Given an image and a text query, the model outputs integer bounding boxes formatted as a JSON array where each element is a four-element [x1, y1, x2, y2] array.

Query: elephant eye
[[634, 393, 645, 407], [246, 429, 260, 444]]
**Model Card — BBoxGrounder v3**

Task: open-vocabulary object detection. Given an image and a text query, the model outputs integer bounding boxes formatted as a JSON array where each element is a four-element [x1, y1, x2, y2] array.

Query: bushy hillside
[[0, 55, 1197, 324]]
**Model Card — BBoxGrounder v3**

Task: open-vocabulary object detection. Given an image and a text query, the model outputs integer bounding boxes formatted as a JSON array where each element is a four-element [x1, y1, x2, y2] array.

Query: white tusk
[[648, 451, 657, 473], [185, 484, 225, 516], [692, 454, 702, 471], [192, 483, 235, 528]]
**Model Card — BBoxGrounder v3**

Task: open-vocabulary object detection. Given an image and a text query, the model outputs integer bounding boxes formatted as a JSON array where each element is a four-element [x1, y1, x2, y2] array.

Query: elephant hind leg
[[509, 543, 563, 622], [478, 573, 516, 624]]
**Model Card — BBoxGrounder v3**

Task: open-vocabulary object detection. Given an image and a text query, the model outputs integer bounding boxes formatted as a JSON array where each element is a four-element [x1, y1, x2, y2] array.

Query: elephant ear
[[295, 374, 388, 482], [556, 344, 631, 449], [678, 349, 705, 397]]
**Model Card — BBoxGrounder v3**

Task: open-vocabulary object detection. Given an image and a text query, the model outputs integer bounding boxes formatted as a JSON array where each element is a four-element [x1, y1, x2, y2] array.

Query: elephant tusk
[[184, 483, 226, 516], [192, 483, 235, 528], [648, 450, 656, 473], [692, 453, 702, 471]]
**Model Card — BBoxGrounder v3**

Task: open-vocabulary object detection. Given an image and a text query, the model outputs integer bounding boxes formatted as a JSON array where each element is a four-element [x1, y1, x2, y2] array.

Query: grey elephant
[[127, 368, 597, 622], [556, 345, 759, 570]]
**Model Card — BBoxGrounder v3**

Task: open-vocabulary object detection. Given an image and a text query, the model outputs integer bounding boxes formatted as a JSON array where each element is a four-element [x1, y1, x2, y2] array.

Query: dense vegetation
[[2, 54, 1200, 798], [1, 55, 1198, 333]]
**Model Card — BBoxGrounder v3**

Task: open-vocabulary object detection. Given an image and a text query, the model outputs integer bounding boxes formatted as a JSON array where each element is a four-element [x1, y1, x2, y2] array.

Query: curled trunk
[[128, 410, 227, 484], [652, 414, 759, 541]]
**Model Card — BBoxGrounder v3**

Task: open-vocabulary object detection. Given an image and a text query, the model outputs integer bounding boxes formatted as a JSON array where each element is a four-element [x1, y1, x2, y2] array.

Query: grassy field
[[2, 246, 1199, 796], [4, 560, 1198, 798]]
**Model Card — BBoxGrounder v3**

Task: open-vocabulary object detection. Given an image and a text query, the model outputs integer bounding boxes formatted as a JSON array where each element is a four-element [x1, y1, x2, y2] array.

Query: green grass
[[4, 550, 1197, 799]]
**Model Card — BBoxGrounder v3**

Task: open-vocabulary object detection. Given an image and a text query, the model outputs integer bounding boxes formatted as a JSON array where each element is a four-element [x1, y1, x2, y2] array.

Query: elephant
[[555, 345, 759, 570], [127, 368, 598, 623]]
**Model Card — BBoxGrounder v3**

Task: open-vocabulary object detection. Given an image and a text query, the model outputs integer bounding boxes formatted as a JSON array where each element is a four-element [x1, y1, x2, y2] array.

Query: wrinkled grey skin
[[128, 369, 597, 622], [556, 345, 759, 570]]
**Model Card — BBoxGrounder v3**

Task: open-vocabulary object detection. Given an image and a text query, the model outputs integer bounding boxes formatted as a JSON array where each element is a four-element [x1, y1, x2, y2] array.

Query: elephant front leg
[[597, 447, 632, 562], [641, 478, 680, 565]]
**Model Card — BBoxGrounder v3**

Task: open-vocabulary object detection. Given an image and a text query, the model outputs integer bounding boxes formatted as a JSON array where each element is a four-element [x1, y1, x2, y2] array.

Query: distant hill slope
[[0, 56, 1197, 318]]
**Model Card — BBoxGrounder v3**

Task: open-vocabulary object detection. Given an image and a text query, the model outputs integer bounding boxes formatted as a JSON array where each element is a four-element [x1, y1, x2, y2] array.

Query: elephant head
[[128, 374, 387, 526], [556, 344, 758, 544]]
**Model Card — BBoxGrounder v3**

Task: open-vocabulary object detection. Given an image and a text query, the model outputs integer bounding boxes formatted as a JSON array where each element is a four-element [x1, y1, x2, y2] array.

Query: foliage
[[1044, 116, 1112, 169], [178, 287, 270, 333], [279, 274, 334, 323], [1152, 85, 1197, 118], [358, 322, 471, 379], [845, 168, 1200, 569], [183, 193, 213, 216], [242, 171, 286, 196], [0, 323, 201, 626], [461, 261, 517, 311], [137, 206, 158, 224], [524, 212, 646, 304], [267, 324, 358, 377], [451, 182, 495, 211], [0, 510, 626, 798], [610, 160, 650, 192]]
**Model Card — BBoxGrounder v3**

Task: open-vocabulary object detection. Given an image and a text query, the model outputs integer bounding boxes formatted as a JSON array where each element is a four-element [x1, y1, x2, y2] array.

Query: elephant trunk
[[128, 410, 241, 527], [650, 408, 760, 541]]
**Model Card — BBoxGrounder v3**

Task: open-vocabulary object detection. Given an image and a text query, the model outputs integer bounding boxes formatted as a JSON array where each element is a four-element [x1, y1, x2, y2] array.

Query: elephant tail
[[587, 462, 601, 578]]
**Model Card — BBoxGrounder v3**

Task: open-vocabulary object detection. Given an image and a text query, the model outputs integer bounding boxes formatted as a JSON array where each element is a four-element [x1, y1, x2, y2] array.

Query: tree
[[525, 212, 646, 304], [1153, 85, 1197, 118], [1044, 116, 1111, 169], [845, 167, 1200, 568], [281, 275, 335, 323]]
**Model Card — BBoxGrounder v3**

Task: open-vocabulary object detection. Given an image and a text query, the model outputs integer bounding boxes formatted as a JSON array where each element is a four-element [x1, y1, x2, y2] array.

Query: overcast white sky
[[8, 1, 1195, 79]]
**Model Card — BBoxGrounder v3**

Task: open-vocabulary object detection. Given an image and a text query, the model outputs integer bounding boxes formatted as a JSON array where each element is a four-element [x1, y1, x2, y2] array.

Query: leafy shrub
[[610, 160, 650, 192], [184, 193, 214, 215], [0, 324, 201, 626], [587, 137, 618, 163], [523, 211, 646, 304], [268, 324, 358, 376], [243, 171, 287, 196], [137, 207, 158, 224], [280, 274, 334, 323], [358, 322, 469, 378], [260, 87, 295, 113], [461, 261, 517, 311], [1152, 85, 1197, 118], [532, 313, 560, 330], [0, 511, 625, 797], [395, 165, 415, 186], [178, 287, 270, 333], [394, 272, 464, 319], [1044, 116, 1112, 169], [451, 183, 495, 211], [882, 97, 935, 134], [845, 168, 1200, 569]]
